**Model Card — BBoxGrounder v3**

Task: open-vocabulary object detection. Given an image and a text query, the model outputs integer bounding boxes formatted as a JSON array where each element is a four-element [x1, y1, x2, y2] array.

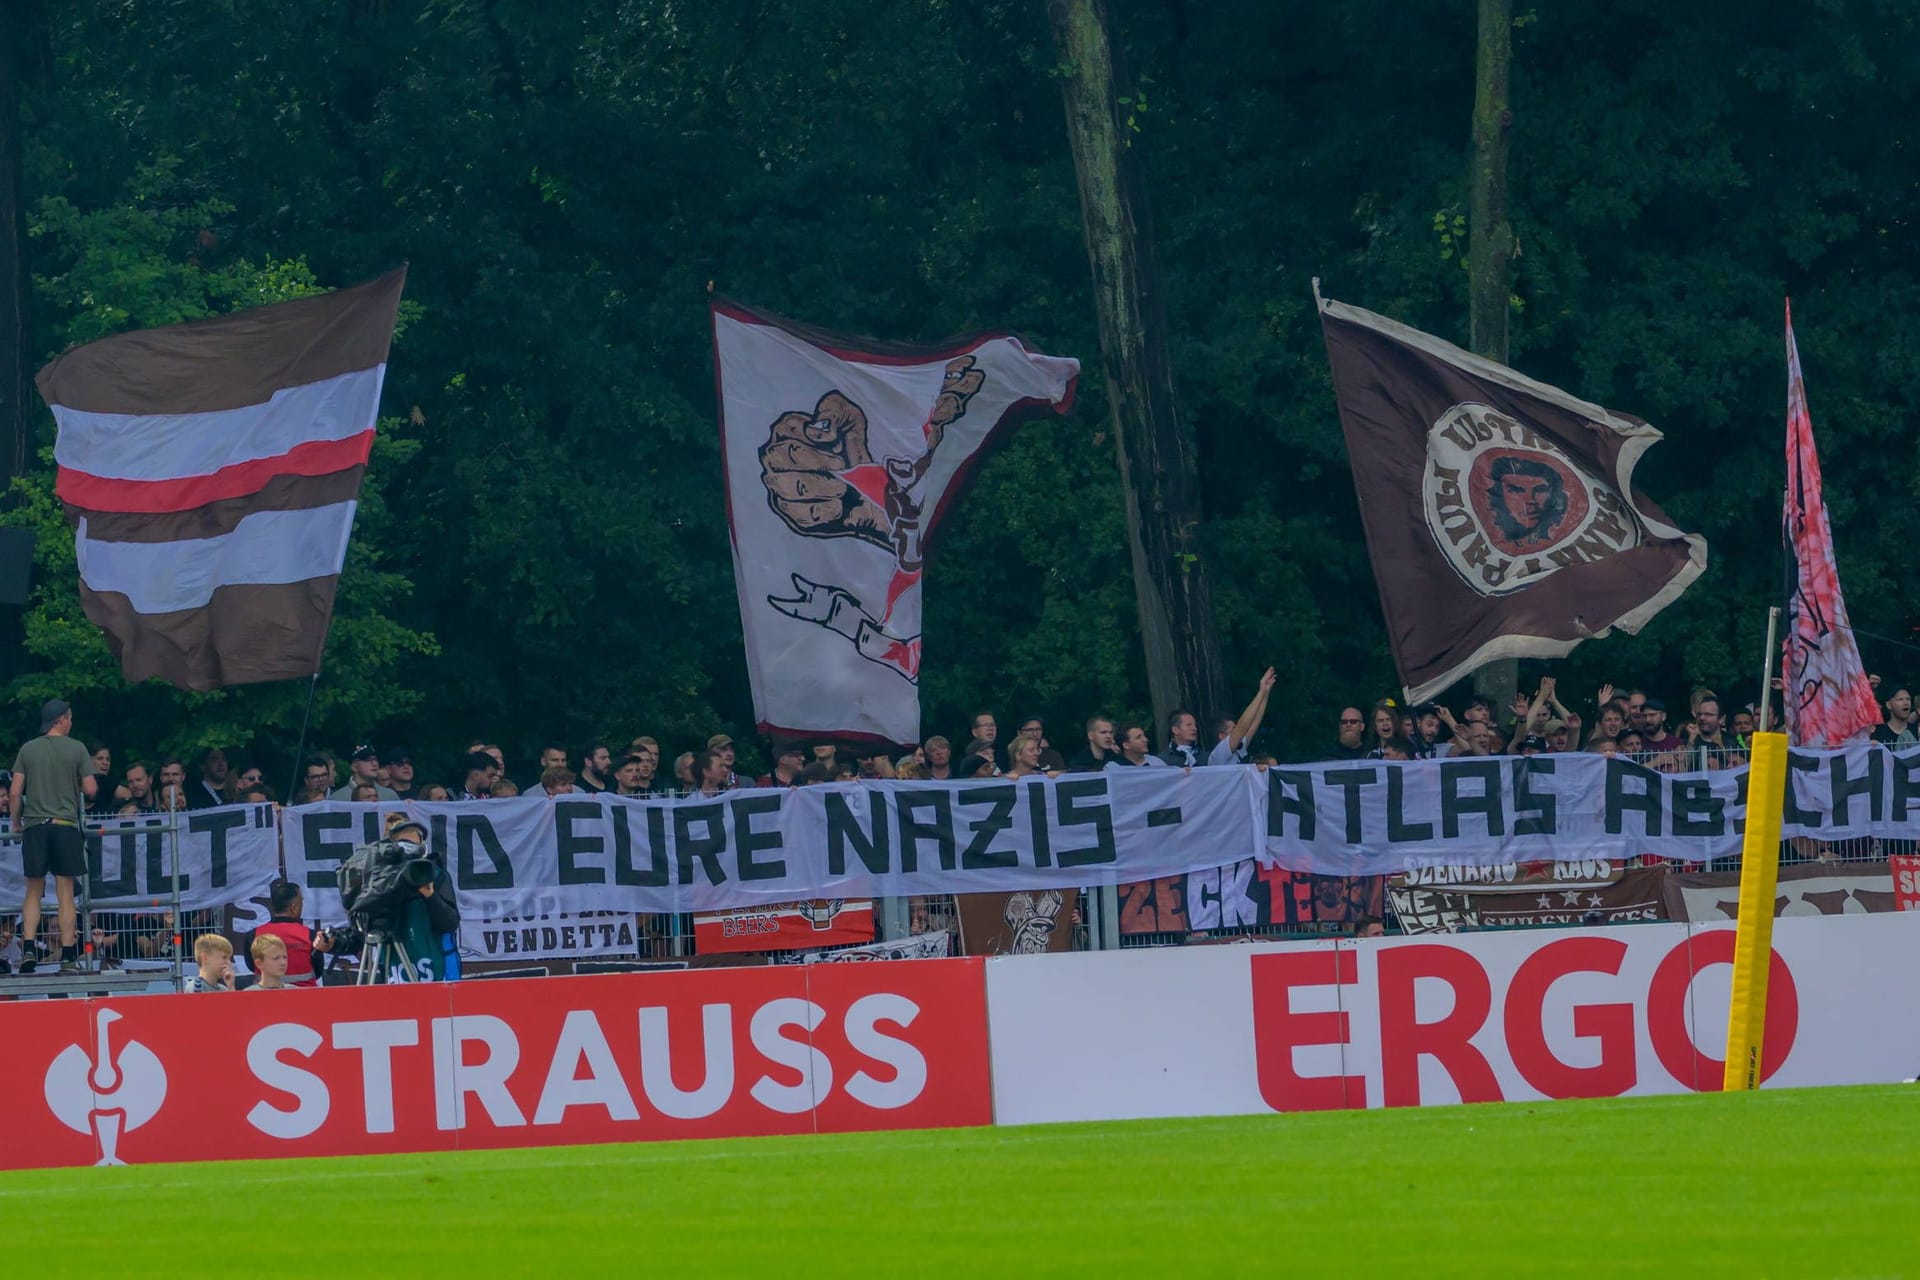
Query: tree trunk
[[1468, 0, 1518, 716], [1045, 0, 1228, 736]]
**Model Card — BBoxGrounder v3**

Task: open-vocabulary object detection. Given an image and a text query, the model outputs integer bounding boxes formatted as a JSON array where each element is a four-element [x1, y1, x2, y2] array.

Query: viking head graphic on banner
[[715, 302, 1077, 745]]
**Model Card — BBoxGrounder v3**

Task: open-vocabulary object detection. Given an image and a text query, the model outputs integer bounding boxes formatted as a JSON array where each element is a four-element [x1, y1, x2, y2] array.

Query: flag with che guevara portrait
[[1317, 289, 1708, 704], [713, 301, 1078, 746]]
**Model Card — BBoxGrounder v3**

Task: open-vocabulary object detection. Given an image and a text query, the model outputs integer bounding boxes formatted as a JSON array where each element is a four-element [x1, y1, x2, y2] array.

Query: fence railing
[[6, 749, 1910, 983]]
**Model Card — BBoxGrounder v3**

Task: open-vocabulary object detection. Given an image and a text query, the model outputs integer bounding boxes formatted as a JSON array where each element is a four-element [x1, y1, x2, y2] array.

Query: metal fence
[[3, 752, 1903, 985], [2, 817, 193, 980]]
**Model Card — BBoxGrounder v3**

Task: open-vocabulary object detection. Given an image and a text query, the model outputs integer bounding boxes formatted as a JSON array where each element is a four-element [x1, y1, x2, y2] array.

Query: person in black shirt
[[188, 747, 231, 809], [1162, 710, 1202, 767], [1015, 716, 1069, 772], [1330, 708, 1368, 760], [757, 745, 807, 788], [383, 747, 418, 801], [1067, 716, 1123, 772], [576, 742, 613, 794]]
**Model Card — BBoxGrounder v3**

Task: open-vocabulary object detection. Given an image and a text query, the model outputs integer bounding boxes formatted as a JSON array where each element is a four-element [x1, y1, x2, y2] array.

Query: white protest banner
[[271, 744, 1920, 921], [282, 765, 1260, 919], [1260, 741, 1920, 873], [0, 805, 279, 913]]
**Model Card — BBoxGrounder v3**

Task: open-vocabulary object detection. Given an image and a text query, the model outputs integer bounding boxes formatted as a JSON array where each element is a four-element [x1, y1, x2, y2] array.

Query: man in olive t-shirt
[[9, 698, 97, 973]]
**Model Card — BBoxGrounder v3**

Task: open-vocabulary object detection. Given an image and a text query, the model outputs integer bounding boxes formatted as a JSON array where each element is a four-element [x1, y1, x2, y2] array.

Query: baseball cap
[[1543, 717, 1567, 733], [38, 698, 70, 732], [776, 743, 805, 760], [386, 816, 428, 842], [382, 746, 412, 764], [351, 744, 380, 763], [1520, 735, 1549, 752], [1642, 696, 1667, 714], [707, 733, 734, 750]]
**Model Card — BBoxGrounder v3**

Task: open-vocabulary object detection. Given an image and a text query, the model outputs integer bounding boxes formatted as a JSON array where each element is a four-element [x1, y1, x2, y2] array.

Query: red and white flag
[[713, 301, 1077, 745], [1783, 300, 1879, 747], [36, 269, 406, 690]]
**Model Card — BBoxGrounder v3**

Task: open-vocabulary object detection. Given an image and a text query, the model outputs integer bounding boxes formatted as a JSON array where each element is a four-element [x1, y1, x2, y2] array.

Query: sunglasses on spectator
[[1339, 717, 1364, 725]]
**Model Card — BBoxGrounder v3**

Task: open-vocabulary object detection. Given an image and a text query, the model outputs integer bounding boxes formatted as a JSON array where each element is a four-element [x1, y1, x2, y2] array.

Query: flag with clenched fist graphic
[[713, 301, 1077, 746]]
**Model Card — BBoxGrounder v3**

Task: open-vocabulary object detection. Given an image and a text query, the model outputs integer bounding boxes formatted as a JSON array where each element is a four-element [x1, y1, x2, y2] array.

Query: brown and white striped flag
[[35, 268, 406, 690]]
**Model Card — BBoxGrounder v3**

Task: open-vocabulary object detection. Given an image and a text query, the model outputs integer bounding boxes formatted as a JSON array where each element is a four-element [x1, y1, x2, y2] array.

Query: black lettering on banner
[[1385, 766, 1432, 843], [427, 814, 450, 862], [895, 790, 957, 873], [1268, 770, 1316, 841], [1054, 777, 1117, 869], [611, 805, 671, 887], [143, 823, 182, 894], [456, 814, 515, 889], [1671, 778, 1723, 837], [957, 784, 1019, 870], [1783, 751, 1823, 828], [826, 793, 890, 877], [1027, 784, 1052, 867], [1891, 752, 1920, 823], [1510, 757, 1556, 837], [89, 824, 145, 897], [1828, 750, 1882, 827], [1730, 767, 1749, 835], [554, 800, 608, 885], [731, 794, 787, 881], [1439, 759, 1504, 839], [301, 811, 357, 889], [1604, 758, 1661, 837], [674, 803, 729, 886], [1323, 767, 1378, 844], [190, 809, 245, 888], [1188, 867, 1221, 930], [359, 810, 387, 847]]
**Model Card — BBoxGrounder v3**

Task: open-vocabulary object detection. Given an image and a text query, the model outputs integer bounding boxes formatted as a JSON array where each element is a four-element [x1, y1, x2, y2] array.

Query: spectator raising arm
[[1507, 677, 1556, 752], [1209, 667, 1276, 765]]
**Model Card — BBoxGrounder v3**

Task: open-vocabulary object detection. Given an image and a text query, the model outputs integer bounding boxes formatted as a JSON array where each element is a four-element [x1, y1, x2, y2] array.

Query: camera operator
[[243, 880, 335, 988], [341, 817, 461, 982]]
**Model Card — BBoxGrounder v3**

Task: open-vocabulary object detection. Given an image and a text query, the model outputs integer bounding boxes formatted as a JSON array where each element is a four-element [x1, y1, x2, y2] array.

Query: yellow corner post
[[1723, 731, 1788, 1091]]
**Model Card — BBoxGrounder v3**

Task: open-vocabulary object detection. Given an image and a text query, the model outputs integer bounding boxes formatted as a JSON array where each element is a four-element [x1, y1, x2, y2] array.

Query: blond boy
[[249, 933, 290, 991], [182, 934, 234, 993]]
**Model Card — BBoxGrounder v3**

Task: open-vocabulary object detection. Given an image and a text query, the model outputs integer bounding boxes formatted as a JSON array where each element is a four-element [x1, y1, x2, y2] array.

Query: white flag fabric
[[713, 301, 1078, 744]]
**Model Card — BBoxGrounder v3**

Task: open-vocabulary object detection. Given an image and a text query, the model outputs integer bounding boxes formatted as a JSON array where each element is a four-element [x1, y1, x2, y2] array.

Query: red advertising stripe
[[0, 959, 990, 1170], [57, 431, 375, 515], [694, 900, 876, 954]]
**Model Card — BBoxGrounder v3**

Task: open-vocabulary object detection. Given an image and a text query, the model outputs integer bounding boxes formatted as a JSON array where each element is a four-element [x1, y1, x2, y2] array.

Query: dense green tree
[[2, 0, 1914, 778]]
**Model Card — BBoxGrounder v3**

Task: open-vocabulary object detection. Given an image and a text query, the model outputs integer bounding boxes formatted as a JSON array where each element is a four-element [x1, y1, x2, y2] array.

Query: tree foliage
[[6, 0, 1917, 774]]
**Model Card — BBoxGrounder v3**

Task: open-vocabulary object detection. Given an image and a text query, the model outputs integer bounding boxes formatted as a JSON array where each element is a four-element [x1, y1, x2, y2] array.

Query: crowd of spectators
[[1321, 674, 1912, 773], [51, 671, 1920, 831], [10, 668, 1911, 979]]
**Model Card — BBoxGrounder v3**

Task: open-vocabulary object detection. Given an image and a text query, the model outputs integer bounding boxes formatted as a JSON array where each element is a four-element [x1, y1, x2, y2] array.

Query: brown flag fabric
[[1318, 291, 1707, 702], [36, 268, 406, 690]]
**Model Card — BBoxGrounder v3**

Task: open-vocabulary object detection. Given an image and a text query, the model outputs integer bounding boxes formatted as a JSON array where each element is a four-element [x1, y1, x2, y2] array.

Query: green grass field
[[5, 1087, 1914, 1276]]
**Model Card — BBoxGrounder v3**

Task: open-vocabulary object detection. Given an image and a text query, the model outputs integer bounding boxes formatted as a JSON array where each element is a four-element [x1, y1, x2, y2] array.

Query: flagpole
[[286, 670, 321, 802]]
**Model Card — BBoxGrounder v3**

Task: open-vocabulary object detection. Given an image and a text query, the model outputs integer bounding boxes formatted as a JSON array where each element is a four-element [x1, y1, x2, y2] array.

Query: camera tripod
[[355, 930, 422, 985]]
